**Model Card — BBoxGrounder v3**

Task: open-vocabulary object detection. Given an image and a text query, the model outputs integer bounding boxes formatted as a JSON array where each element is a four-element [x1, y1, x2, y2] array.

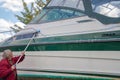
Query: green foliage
[[16, 0, 50, 24]]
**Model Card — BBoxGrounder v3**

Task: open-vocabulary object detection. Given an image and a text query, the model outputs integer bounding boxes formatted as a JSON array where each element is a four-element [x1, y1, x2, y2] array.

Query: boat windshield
[[30, 8, 85, 24], [91, 0, 120, 18]]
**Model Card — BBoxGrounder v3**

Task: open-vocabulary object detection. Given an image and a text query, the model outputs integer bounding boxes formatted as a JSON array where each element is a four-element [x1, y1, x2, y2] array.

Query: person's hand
[[21, 51, 25, 55], [11, 65, 16, 71]]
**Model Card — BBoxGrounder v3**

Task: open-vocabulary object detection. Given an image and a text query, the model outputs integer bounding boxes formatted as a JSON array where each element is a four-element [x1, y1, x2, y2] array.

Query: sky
[[0, 0, 34, 42]]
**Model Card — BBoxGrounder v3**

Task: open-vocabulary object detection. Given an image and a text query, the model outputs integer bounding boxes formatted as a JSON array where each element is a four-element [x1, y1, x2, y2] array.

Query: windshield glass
[[91, 0, 120, 18], [30, 8, 85, 24]]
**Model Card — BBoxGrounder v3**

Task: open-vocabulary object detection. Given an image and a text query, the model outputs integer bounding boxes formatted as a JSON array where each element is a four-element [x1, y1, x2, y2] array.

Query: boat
[[0, 0, 120, 79]]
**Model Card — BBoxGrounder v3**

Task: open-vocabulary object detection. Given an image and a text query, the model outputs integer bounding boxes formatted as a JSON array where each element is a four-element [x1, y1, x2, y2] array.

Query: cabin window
[[16, 33, 34, 40], [30, 8, 85, 23], [91, 0, 120, 18]]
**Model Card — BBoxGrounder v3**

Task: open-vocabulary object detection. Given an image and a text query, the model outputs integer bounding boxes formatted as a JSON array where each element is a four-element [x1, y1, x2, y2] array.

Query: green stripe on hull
[[0, 30, 120, 52], [18, 74, 113, 80], [0, 41, 120, 51]]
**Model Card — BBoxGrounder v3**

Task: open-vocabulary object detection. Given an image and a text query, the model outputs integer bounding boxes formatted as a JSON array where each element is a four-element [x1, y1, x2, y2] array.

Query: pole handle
[[15, 33, 36, 65]]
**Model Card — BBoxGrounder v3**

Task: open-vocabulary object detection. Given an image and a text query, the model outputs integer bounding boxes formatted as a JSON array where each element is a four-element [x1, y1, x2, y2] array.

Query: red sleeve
[[0, 61, 13, 78], [13, 54, 25, 64]]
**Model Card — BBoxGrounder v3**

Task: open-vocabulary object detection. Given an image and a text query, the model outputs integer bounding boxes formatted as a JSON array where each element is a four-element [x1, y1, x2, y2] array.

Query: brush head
[[34, 30, 40, 34]]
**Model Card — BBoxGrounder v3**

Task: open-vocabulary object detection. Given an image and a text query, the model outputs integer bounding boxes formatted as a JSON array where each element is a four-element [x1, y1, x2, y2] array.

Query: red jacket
[[0, 55, 25, 80]]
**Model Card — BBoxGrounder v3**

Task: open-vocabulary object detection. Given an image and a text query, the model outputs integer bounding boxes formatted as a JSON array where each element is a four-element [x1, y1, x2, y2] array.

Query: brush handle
[[24, 34, 36, 51], [15, 33, 36, 65]]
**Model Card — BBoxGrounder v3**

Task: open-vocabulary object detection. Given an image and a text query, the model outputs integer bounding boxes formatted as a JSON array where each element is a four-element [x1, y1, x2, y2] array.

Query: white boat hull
[[1, 51, 119, 76]]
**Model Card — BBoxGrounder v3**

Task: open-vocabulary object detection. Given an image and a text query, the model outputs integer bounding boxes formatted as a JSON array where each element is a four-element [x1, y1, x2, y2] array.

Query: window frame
[[30, 6, 86, 24]]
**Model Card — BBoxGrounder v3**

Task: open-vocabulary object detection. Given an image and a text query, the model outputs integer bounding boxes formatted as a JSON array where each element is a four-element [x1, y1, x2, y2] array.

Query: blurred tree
[[16, 0, 50, 24], [10, 23, 25, 33]]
